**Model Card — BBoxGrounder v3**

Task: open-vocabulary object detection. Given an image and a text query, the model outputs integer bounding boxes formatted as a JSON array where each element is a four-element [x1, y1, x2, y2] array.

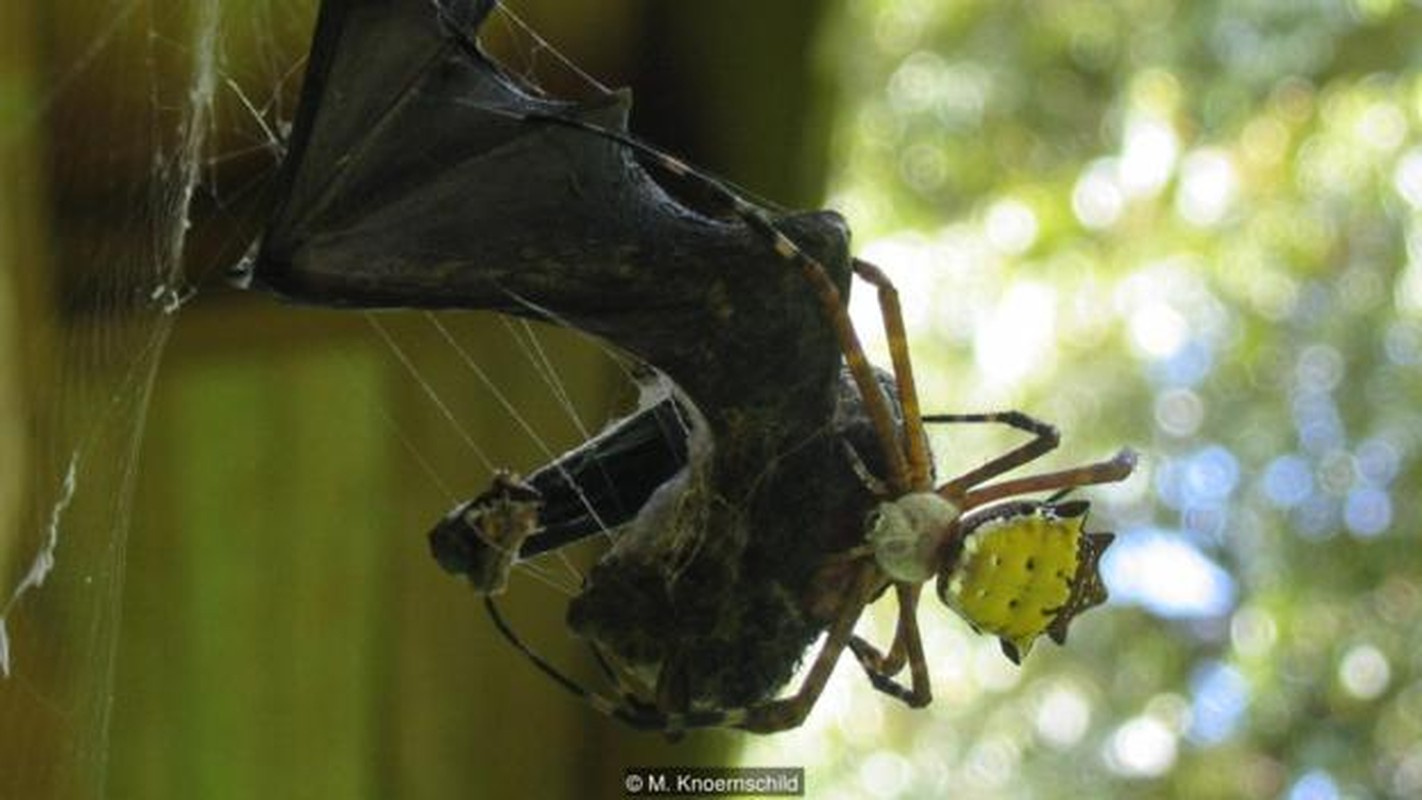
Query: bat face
[[936, 500, 1115, 663], [429, 471, 543, 596]]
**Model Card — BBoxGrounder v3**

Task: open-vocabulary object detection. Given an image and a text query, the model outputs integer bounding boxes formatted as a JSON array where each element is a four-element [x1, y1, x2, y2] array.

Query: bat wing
[[242, 0, 852, 428], [515, 394, 693, 558]]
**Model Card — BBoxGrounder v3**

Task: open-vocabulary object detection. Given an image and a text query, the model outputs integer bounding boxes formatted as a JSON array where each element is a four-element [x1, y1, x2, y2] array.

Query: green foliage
[[745, 1, 1422, 796]]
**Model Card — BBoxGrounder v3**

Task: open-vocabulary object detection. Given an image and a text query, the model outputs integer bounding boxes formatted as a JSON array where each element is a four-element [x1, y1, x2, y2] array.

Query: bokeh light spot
[[1129, 302, 1188, 359], [1339, 644, 1391, 700], [858, 750, 914, 798], [1296, 344, 1345, 393], [1154, 388, 1204, 436], [1175, 149, 1237, 226], [973, 282, 1057, 386], [1230, 606, 1279, 658], [1073, 158, 1125, 228], [1288, 770, 1339, 800], [1344, 486, 1391, 537], [1105, 716, 1178, 778], [1120, 115, 1179, 198], [1188, 661, 1249, 744], [1356, 101, 1407, 152], [1392, 147, 1422, 208], [1181, 445, 1240, 503], [1355, 438, 1401, 485], [1262, 454, 1314, 508], [983, 198, 1039, 254], [1035, 684, 1092, 749], [964, 737, 1019, 790]]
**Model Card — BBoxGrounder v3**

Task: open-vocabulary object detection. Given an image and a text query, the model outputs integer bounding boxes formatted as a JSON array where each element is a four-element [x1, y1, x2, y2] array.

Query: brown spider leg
[[849, 583, 914, 676], [901, 592, 932, 706], [852, 258, 931, 490], [925, 411, 1061, 503], [591, 638, 658, 706], [957, 448, 1138, 512], [849, 582, 933, 708], [737, 211, 912, 494], [893, 583, 933, 708], [483, 596, 663, 728], [848, 632, 905, 682], [488, 559, 890, 734], [738, 563, 888, 733]]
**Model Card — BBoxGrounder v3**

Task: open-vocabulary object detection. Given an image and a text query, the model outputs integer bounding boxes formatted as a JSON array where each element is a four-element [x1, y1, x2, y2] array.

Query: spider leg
[[958, 448, 1138, 512], [848, 584, 913, 677], [848, 582, 933, 708], [736, 563, 888, 733], [849, 637, 914, 703], [486, 565, 894, 735], [589, 637, 658, 703], [482, 596, 661, 728], [841, 439, 890, 496], [925, 411, 1061, 503], [734, 212, 912, 494], [487, 596, 742, 732], [852, 259, 931, 489]]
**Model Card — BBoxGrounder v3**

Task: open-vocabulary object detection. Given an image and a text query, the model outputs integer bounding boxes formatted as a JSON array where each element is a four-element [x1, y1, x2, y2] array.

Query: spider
[[445, 418, 1132, 735], [432, 12, 1138, 735]]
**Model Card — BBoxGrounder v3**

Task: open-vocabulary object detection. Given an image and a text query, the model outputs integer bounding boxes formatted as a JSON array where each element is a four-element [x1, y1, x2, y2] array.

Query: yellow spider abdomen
[[938, 505, 1088, 662]]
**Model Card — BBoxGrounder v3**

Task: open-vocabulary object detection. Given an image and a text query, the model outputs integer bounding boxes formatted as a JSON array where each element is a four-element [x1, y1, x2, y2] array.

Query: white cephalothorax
[[867, 492, 960, 583]]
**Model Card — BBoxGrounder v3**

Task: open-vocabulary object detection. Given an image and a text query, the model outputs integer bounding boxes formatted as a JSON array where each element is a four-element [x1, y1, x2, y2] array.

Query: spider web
[[0, 2, 221, 794], [0, 1, 660, 795]]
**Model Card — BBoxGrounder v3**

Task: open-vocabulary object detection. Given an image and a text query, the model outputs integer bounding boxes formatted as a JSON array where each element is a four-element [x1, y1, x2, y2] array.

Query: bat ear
[[429, 503, 480, 575]]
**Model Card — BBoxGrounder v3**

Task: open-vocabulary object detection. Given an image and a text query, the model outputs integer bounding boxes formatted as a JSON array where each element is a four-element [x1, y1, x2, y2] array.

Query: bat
[[239, 0, 895, 718]]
